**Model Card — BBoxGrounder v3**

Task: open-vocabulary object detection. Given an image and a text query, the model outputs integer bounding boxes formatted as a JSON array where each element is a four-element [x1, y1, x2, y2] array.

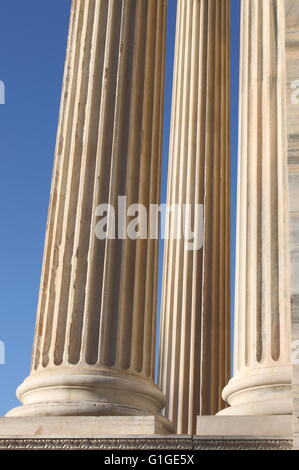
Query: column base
[[0, 416, 174, 437], [219, 366, 293, 415], [6, 369, 169, 421], [197, 415, 293, 439]]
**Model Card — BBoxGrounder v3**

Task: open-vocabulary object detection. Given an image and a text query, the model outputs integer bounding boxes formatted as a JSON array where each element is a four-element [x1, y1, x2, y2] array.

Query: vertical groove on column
[[203, 0, 217, 414], [269, 0, 280, 362], [225, 0, 231, 386], [256, 0, 263, 364], [261, 0, 272, 365], [220, 0, 230, 405], [277, 0, 289, 367], [245, 0, 255, 368], [159, 0, 230, 434], [236, 0, 248, 372]]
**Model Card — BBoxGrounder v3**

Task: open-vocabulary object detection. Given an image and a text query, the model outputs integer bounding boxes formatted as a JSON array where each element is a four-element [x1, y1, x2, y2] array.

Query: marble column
[[220, 0, 292, 416], [7, 0, 168, 419], [159, 0, 230, 434], [284, 0, 299, 448]]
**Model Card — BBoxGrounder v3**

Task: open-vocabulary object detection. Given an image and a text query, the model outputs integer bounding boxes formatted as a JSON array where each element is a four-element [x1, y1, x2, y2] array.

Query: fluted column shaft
[[220, 0, 292, 416], [8, 0, 167, 418], [159, 0, 230, 434], [284, 0, 299, 445]]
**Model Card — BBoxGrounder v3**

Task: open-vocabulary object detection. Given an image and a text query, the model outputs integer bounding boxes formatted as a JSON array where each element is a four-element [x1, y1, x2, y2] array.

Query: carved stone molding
[[0, 438, 293, 451]]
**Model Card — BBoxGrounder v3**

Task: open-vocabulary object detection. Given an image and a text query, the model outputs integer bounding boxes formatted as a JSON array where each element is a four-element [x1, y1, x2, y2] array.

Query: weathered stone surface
[[197, 415, 293, 438], [285, 0, 299, 450], [0, 418, 293, 450], [0, 416, 172, 437], [220, 0, 292, 417], [159, 0, 230, 435], [6, 0, 169, 422], [5, 0, 299, 447]]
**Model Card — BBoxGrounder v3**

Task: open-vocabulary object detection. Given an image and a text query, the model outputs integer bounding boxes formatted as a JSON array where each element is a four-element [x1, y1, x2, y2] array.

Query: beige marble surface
[[7, 0, 169, 421], [197, 415, 292, 438], [285, 0, 299, 451], [159, 0, 230, 435], [220, 0, 292, 417], [0, 416, 173, 437]]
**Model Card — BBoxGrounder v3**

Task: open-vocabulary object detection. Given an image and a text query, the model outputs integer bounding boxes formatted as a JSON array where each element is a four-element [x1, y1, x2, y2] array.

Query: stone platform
[[0, 416, 293, 450], [197, 415, 293, 438]]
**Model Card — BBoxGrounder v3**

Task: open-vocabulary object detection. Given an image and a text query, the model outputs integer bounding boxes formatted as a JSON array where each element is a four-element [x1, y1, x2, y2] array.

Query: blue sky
[[0, 0, 240, 415]]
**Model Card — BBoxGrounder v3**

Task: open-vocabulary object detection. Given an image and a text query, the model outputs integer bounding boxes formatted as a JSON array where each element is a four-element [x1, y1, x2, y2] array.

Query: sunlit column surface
[[7, 0, 169, 420], [159, 0, 230, 433], [220, 0, 292, 416], [284, 0, 299, 447]]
